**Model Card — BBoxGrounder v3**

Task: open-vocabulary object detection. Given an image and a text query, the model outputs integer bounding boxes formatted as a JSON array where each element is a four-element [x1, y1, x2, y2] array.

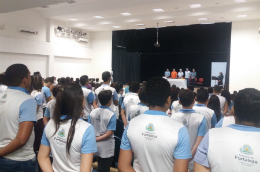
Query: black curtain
[[112, 50, 141, 84]]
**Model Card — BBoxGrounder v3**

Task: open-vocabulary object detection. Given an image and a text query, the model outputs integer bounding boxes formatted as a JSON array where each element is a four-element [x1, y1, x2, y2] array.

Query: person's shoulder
[[78, 118, 92, 129]]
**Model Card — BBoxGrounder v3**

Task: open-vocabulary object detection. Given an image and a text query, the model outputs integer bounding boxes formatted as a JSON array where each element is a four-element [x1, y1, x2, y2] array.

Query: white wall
[[230, 19, 260, 92]]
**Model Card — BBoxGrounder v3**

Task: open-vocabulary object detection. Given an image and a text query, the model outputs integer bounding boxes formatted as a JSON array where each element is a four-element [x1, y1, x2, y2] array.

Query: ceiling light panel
[[234, 0, 247, 3], [189, 4, 202, 8], [164, 21, 175, 23], [120, 12, 132, 16], [93, 16, 104, 19], [153, 9, 165, 12], [112, 26, 121, 28], [198, 18, 208, 21], [68, 19, 77, 21], [136, 24, 145, 26], [236, 14, 247, 17]]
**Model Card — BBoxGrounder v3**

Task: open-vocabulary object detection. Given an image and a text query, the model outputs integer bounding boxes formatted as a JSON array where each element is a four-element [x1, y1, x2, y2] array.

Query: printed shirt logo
[[58, 129, 65, 137], [146, 123, 155, 132], [2, 94, 7, 99], [183, 119, 188, 126], [96, 114, 101, 122], [240, 144, 253, 155]]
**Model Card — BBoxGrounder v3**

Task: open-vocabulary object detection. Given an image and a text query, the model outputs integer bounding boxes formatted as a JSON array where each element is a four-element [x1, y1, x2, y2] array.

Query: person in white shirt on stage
[[185, 68, 191, 86], [171, 90, 207, 171], [194, 88, 260, 172], [164, 69, 170, 78], [118, 77, 192, 172], [178, 69, 184, 79]]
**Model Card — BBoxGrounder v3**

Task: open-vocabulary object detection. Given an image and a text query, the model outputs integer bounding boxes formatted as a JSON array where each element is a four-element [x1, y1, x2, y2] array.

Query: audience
[[124, 81, 132, 94], [211, 85, 228, 115], [88, 90, 116, 172], [121, 82, 140, 127], [118, 77, 192, 172], [42, 77, 53, 111], [75, 78, 80, 85], [0, 64, 37, 171], [207, 95, 223, 122], [208, 87, 213, 97], [0, 72, 7, 93], [221, 89, 232, 114], [194, 88, 260, 171], [171, 90, 207, 171], [187, 85, 194, 92]]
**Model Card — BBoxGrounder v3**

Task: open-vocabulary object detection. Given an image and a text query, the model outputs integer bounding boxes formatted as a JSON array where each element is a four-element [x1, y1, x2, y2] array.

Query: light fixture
[[88, 28, 95, 30], [68, 19, 77, 21], [234, 0, 247, 3], [153, 9, 165, 12], [154, 23, 160, 48], [164, 21, 175, 23], [189, 4, 202, 8], [112, 26, 121, 28], [136, 24, 145, 26], [120, 12, 132, 16], [198, 18, 208, 21], [236, 14, 247, 17], [93, 16, 104, 19]]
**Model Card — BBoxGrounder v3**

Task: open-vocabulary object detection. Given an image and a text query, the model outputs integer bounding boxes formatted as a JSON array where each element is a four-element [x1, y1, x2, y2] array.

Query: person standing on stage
[[191, 69, 197, 87], [185, 68, 191, 86], [171, 69, 177, 79], [217, 72, 224, 85], [178, 69, 184, 79], [165, 69, 170, 78]]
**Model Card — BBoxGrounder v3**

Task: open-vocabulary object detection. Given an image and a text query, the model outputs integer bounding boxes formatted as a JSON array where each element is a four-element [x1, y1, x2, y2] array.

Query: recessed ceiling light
[[120, 12, 132, 16], [165, 21, 175, 23], [112, 26, 121, 28], [234, 0, 247, 3], [198, 18, 208, 21], [153, 9, 165, 12], [68, 19, 77, 21], [93, 16, 104, 19], [136, 24, 145, 26], [189, 4, 202, 8], [236, 14, 247, 18], [88, 28, 95, 30]]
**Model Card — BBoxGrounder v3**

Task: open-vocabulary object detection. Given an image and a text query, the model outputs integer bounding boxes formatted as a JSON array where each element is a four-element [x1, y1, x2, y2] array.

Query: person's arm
[[37, 145, 53, 172], [194, 162, 210, 172], [226, 106, 234, 116], [96, 130, 113, 142], [87, 91, 98, 109], [215, 118, 223, 128], [174, 159, 189, 172], [113, 90, 119, 106], [43, 108, 51, 126], [96, 114, 116, 142], [223, 100, 228, 115], [80, 153, 94, 172], [191, 136, 204, 160], [121, 105, 127, 127], [211, 113, 218, 128]]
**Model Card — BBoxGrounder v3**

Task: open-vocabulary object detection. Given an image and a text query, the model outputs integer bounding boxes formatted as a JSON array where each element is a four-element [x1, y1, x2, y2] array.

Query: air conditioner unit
[[77, 38, 88, 43], [18, 26, 38, 35]]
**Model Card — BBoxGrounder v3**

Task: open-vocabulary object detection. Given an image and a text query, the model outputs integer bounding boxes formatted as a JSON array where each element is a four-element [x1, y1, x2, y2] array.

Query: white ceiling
[[4, 0, 260, 31]]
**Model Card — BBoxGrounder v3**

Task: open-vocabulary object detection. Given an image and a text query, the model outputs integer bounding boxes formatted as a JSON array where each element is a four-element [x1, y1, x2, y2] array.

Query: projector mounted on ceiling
[[154, 23, 160, 47]]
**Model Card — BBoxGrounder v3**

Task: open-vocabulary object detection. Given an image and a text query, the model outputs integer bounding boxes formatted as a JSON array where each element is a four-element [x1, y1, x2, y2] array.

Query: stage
[[163, 77, 187, 89]]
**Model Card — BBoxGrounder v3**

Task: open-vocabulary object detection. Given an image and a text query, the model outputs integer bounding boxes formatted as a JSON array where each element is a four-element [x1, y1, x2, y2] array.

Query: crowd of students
[[0, 63, 260, 172]]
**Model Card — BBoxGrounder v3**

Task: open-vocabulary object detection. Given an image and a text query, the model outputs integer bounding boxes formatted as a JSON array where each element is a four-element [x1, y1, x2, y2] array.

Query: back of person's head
[[130, 82, 140, 93], [53, 83, 84, 154], [172, 84, 177, 90], [146, 77, 171, 107], [75, 78, 80, 85], [233, 91, 237, 95], [119, 83, 123, 90], [98, 90, 112, 106], [142, 81, 147, 86], [102, 71, 111, 82], [187, 85, 194, 91], [5, 64, 30, 86], [214, 85, 222, 93], [200, 87, 204, 90], [29, 75, 43, 93], [34, 71, 41, 76], [60, 77, 66, 84], [197, 89, 209, 103], [50, 77, 55, 84], [138, 86, 147, 103], [70, 78, 73, 82], [94, 83, 101, 91], [113, 83, 120, 93], [44, 77, 53, 84], [179, 90, 194, 107], [52, 84, 62, 98], [80, 75, 89, 86], [234, 88, 260, 125], [181, 88, 184, 90], [0, 72, 6, 85], [208, 87, 213, 94], [110, 82, 115, 88], [65, 77, 71, 83], [208, 95, 221, 121], [221, 90, 231, 106], [96, 78, 99, 82], [171, 90, 179, 102], [193, 92, 197, 100], [127, 81, 132, 86]]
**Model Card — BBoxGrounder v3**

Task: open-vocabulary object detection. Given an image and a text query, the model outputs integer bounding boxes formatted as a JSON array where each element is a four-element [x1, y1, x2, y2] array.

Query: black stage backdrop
[[112, 22, 231, 86]]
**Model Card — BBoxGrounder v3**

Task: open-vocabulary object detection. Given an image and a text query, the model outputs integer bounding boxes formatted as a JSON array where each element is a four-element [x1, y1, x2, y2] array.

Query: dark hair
[[208, 87, 213, 94], [5, 64, 29, 86], [138, 86, 147, 103], [233, 91, 237, 94], [94, 83, 101, 91], [221, 90, 231, 106], [53, 83, 84, 154], [179, 90, 194, 107], [197, 89, 209, 103], [127, 81, 132, 86], [65, 77, 71, 83], [70, 78, 73, 82], [52, 84, 62, 98], [60, 77, 66, 84], [110, 82, 115, 88], [29, 75, 43, 93], [187, 85, 194, 91], [130, 82, 140, 93], [80, 75, 89, 86], [200, 87, 204, 90], [34, 71, 40, 75], [98, 90, 112, 105], [171, 90, 179, 102], [102, 71, 111, 82], [220, 72, 224, 77], [113, 83, 120, 93], [44, 77, 53, 84], [181, 88, 185, 90], [75, 78, 80, 85], [119, 83, 123, 90], [172, 84, 177, 90], [208, 95, 221, 121], [193, 92, 197, 99], [96, 78, 99, 82], [142, 81, 147, 86], [0, 72, 6, 85], [234, 88, 260, 125], [214, 85, 222, 93], [145, 77, 171, 107]]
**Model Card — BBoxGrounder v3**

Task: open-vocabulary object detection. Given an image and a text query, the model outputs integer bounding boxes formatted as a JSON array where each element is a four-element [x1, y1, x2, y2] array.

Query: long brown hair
[[52, 83, 84, 154], [29, 75, 43, 94]]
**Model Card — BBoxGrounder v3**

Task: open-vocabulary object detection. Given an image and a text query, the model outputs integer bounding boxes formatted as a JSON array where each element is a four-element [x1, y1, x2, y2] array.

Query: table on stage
[[163, 77, 187, 89]]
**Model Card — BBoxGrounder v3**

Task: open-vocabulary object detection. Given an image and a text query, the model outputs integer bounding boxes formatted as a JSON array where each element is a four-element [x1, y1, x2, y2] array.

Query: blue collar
[[61, 115, 83, 120], [195, 104, 206, 107], [138, 103, 148, 107], [81, 86, 87, 89], [8, 86, 29, 94], [99, 106, 111, 111], [144, 110, 168, 116], [228, 124, 260, 132], [179, 109, 197, 113]]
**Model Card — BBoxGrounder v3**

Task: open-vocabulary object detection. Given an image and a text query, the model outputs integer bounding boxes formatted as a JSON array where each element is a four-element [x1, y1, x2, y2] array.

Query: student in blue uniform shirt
[[118, 77, 192, 172], [38, 83, 97, 172], [42, 77, 53, 108], [88, 90, 117, 172], [194, 88, 260, 172]]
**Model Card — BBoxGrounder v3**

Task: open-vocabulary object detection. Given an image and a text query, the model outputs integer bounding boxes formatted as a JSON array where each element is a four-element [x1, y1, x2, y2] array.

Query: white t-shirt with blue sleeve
[[88, 106, 116, 158], [194, 124, 260, 171], [81, 86, 94, 119], [120, 110, 192, 172], [42, 86, 52, 107], [215, 115, 235, 128], [41, 115, 97, 172], [193, 104, 215, 130], [31, 90, 44, 120], [0, 87, 37, 161]]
